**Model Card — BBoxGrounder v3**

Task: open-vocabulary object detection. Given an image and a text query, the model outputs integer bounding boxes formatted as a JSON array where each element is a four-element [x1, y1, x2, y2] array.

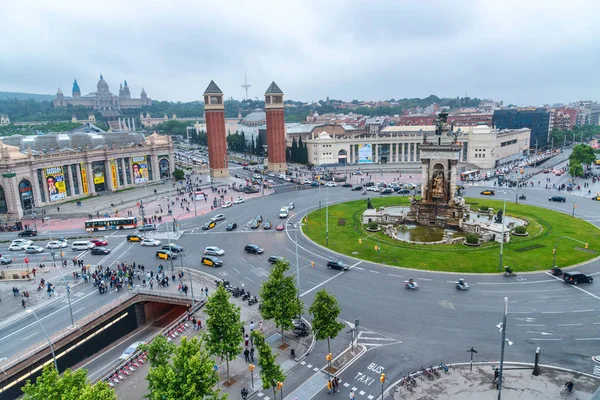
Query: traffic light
[[326, 353, 332, 361], [311, 261, 315, 267], [552, 249, 556, 254], [277, 381, 283, 390], [358, 238, 362, 244], [248, 364, 255, 371], [585, 243, 589, 249], [380, 373, 385, 383]]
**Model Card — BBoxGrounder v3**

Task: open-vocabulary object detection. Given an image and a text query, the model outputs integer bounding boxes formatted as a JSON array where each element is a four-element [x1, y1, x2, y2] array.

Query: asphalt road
[[2, 161, 599, 396]]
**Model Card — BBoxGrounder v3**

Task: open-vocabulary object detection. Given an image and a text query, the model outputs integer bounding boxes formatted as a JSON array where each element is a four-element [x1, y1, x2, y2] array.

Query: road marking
[[526, 331, 552, 335], [542, 311, 564, 314], [388, 274, 403, 278], [508, 312, 531, 314], [369, 270, 379, 274], [546, 274, 600, 301], [481, 288, 572, 293], [530, 338, 561, 341], [21, 332, 38, 341], [233, 268, 241, 274], [575, 338, 600, 341], [558, 323, 583, 327], [517, 324, 545, 327], [419, 278, 432, 281], [353, 267, 364, 270], [74, 307, 86, 314], [245, 276, 255, 284], [300, 261, 363, 298], [438, 300, 455, 310], [573, 309, 594, 313]]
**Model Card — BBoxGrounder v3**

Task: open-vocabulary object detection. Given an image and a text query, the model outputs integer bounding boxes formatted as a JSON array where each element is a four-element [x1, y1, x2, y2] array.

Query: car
[[18, 230, 38, 237], [201, 256, 223, 267], [268, 255, 286, 264], [396, 189, 411, 195], [243, 187, 259, 194], [120, 341, 145, 360], [234, 197, 244, 204], [211, 214, 226, 222], [9, 240, 32, 251], [139, 224, 157, 231], [327, 260, 349, 271], [263, 220, 272, 230], [127, 234, 144, 242], [202, 221, 217, 230], [279, 207, 289, 218], [310, 181, 319, 187], [549, 196, 566, 202], [90, 239, 108, 247], [480, 190, 496, 195], [91, 247, 111, 255], [0, 255, 12, 265], [284, 176, 292, 182], [287, 202, 295, 210], [592, 196, 600, 201], [563, 271, 593, 285], [222, 201, 232, 208], [342, 182, 353, 188], [276, 223, 285, 231], [364, 182, 375, 187], [204, 246, 225, 256], [354, 171, 363, 175], [351, 185, 364, 191], [302, 179, 312, 184], [141, 238, 161, 247], [255, 214, 263, 223], [226, 223, 238, 231], [24, 245, 44, 254], [46, 240, 68, 249], [367, 186, 380, 192], [325, 182, 337, 187], [375, 182, 387, 188], [161, 244, 184, 253], [266, 179, 274, 184], [381, 188, 394, 195], [156, 250, 177, 260], [244, 244, 264, 254], [250, 220, 260, 229]]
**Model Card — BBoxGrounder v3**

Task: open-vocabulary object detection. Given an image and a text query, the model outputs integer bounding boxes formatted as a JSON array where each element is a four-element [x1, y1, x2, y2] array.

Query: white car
[[120, 341, 145, 360], [9, 241, 32, 251], [204, 246, 225, 256], [46, 241, 68, 249], [211, 214, 226, 222], [222, 201, 232, 208], [302, 179, 312, 184], [325, 182, 337, 187], [367, 186, 380, 192], [284, 176, 292, 181], [266, 179, 274, 184], [11, 239, 32, 247], [141, 238, 161, 247], [234, 197, 244, 204]]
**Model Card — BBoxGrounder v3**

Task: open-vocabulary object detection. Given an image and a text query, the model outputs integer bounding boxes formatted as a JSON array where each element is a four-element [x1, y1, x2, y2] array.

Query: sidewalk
[[111, 268, 312, 400], [387, 364, 600, 399]]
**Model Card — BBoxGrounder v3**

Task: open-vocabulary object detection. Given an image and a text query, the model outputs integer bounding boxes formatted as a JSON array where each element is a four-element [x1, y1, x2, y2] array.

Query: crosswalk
[[593, 365, 600, 377]]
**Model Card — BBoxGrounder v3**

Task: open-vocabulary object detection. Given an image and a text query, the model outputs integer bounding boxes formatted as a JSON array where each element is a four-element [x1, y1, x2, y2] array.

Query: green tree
[[569, 163, 584, 178], [256, 133, 264, 156], [569, 143, 596, 167], [251, 331, 286, 399], [145, 336, 224, 400], [204, 285, 243, 382], [22, 365, 116, 400], [172, 168, 185, 179], [259, 260, 303, 345], [140, 335, 173, 366], [308, 289, 345, 355]]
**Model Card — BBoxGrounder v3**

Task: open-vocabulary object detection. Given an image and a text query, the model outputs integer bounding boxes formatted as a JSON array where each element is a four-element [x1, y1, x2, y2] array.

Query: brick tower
[[265, 81, 287, 173], [203, 80, 229, 178]]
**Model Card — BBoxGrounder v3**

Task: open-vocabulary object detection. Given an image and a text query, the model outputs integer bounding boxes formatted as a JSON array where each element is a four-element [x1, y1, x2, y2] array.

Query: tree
[[172, 168, 185, 180], [308, 289, 345, 355], [256, 133, 264, 156], [22, 365, 116, 400], [259, 259, 303, 345], [569, 163, 584, 178], [569, 143, 596, 167], [251, 331, 285, 399], [204, 285, 243, 382], [140, 335, 173, 366], [145, 336, 224, 400]]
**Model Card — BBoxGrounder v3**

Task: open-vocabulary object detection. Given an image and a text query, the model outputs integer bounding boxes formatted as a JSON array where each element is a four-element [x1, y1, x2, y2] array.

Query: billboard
[[358, 144, 372, 163], [131, 155, 148, 184], [93, 172, 105, 185], [45, 166, 67, 202], [80, 163, 89, 194], [110, 159, 118, 188]]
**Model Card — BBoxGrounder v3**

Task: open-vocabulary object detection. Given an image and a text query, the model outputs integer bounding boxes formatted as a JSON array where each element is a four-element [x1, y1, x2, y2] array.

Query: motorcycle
[[232, 288, 245, 298], [550, 267, 563, 276], [503, 269, 515, 277], [242, 291, 251, 301], [455, 281, 470, 291], [405, 281, 419, 290], [362, 190, 367, 195], [518, 194, 526, 200], [248, 296, 258, 306], [293, 318, 307, 329]]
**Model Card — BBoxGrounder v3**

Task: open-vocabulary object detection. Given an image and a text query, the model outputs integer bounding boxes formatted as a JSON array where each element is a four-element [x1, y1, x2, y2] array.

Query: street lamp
[[161, 197, 175, 272], [325, 183, 329, 246], [293, 222, 305, 298], [27, 309, 58, 371], [498, 199, 506, 272], [179, 253, 195, 304], [45, 217, 75, 328], [496, 297, 512, 400], [552, 236, 588, 268]]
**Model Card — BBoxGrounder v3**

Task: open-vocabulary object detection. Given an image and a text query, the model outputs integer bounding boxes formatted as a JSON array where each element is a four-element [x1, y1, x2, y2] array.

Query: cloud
[[0, 0, 598, 105]]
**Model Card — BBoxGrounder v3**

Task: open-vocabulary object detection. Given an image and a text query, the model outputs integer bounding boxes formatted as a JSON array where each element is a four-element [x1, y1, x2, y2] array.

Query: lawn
[[303, 197, 600, 273]]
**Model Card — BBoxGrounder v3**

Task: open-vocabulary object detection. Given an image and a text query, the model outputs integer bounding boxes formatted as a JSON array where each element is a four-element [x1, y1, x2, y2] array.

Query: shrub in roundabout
[[464, 233, 480, 245]]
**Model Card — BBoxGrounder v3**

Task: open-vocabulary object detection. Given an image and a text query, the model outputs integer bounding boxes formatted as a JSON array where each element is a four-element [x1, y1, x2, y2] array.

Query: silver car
[[204, 246, 225, 256]]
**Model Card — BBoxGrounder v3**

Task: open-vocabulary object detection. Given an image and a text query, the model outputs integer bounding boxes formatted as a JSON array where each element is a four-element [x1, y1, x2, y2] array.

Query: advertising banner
[[80, 163, 89, 194], [93, 172, 105, 185], [131, 155, 148, 184], [358, 144, 373, 163], [110, 159, 118, 188], [45, 166, 67, 202]]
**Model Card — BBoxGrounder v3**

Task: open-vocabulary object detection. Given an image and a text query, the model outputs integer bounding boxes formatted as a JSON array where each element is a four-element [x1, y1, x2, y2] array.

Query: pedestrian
[[250, 347, 255, 362], [197, 319, 202, 329], [327, 380, 333, 394], [249, 321, 255, 332], [259, 320, 264, 334], [244, 334, 249, 347], [21, 298, 26, 308], [333, 377, 340, 392], [150, 280, 153, 289], [349, 390, 355, 399], [204, 286, 208, 296], [192, 317, 197, 329], [244, 348, 250, 362]]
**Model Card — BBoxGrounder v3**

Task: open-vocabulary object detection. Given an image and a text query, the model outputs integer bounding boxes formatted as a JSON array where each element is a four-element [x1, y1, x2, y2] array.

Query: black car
[[255, 214, 263, 223], [549, 196, 566, 202], [351, 185, 364, 191], [327, 260, 349, 271], [342, 182, 353, 188], [396, 188, 411, 195], [563, 271, 593, 285], [243, 187, 259, 194], [162, 244, 184, 253], [18, 230, 37, 237], [381, 188, 394, 195], [364, 182, 375, 187], [244, 244, 264, 254], [268, 255, 286, 264], [91, 247, 111, 255], [263, 220, 272, 230], [226, 223, 238, 231]]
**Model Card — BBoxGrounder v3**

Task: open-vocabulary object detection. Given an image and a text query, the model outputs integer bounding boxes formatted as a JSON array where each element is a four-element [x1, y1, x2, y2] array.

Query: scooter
[[503, 268, 515, 277], [455, 281, 470, 291], [518, 194, 526, 200], [242, 291, 251, 301], [405, 281, 419, 290], [550, 267, 563, 276], [248, 296, 258, 306], [362, 190, 367, 195]]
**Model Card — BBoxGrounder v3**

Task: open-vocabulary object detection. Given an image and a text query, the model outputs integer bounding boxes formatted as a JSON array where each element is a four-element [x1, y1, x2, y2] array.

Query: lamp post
[[498, 199, 506, 272], [552, 236, 588, 268], [162, 197, 175, 271], [27, 309, 58, 371], [497, 297, 511, 400], [325, 183, 329, 246], [46, 218, 75, 328], [179, 253, 194, 304]]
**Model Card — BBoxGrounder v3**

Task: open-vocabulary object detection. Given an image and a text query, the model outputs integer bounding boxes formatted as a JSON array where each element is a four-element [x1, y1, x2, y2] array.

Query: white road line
[[21, 332, 38, 341], [388, 274, 403, 278], [353, 267, 364, 270], [74, 307, 86, 314], [593, 322, 600, 325], [542, 311, 564, 314], [369, 270, 379, 274], [558, 323, 583, 327], [508, 312, 531, 314], [530, 338, 562, 341], [300, 261, 363, 298], [573, 309, 594, 313], [245, 276, 255, 284], [233, 268, 241, 274], [575, 338, 600, 341], [517, 324, 545, 327], [419, 278, 432, 281], [546, 273, 600, 301], [481, 288, 572, 293]]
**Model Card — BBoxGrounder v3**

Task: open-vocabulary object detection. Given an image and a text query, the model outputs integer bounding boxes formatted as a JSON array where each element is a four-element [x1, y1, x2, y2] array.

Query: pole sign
[[24, 257, 29, 264]]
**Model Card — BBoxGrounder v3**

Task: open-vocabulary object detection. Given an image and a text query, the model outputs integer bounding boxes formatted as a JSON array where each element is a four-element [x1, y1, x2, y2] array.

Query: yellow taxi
[[156, 250, 177, 260], [201, 256, 223, 267], [127, 234, 143, 242], [480, 190, 496, 196], [592, 195, 600, 201]]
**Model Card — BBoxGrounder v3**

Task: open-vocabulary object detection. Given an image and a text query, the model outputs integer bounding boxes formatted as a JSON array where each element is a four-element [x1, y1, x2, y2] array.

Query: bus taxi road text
[[354, 363, 385, 386]]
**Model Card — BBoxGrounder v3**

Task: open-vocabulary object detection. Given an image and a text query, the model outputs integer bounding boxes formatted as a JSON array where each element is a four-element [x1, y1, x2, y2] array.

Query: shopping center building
[[0, 132, 174, 221], [284, 123, 530, 169]]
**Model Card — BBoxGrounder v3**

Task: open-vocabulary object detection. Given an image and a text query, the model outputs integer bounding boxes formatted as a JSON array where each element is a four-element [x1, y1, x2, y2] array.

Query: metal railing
[[0, 288, 194, 375]]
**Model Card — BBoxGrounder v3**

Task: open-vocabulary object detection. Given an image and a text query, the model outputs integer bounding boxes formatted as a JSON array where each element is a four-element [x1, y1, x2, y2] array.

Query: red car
[[276, 223, 285, 231], [90, 239, 108, 247]]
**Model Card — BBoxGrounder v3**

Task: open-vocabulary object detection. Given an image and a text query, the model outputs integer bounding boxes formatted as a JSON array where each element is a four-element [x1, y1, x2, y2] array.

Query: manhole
[[266, 333, 282, 344]]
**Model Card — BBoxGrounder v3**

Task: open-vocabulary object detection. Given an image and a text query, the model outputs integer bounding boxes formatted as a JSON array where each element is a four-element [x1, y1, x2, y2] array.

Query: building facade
[[492, 107, 550, 149], [0, 133, 174, 220], [53, 76, 151, 117]]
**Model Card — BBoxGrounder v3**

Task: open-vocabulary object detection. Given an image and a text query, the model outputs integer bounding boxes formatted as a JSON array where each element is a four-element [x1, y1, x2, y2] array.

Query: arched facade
[[18, 179, 33, 210], [0, 185, 7, 214]]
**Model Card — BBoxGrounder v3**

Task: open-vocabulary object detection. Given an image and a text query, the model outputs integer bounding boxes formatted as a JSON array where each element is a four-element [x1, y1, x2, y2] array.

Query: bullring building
[[0, 132, 174, 221]]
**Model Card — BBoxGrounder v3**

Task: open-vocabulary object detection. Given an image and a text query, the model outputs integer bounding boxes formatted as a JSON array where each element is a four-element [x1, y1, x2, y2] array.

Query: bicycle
[[560, 387, 576, 396], [421, 366, 435, 380], [407, 374, 417, 387], [400, 376, 413, 392], [428, 365, 440, 378], [439, 361, 450, 375]]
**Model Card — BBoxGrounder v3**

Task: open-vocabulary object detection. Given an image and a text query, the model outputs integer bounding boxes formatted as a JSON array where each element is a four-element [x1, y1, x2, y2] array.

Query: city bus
[[85, 217, 137, 232], [460, 170, 480, 181]]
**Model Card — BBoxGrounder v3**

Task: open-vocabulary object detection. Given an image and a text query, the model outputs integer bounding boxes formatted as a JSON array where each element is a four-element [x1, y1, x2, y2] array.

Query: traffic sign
[[24, 257, 29, 264]]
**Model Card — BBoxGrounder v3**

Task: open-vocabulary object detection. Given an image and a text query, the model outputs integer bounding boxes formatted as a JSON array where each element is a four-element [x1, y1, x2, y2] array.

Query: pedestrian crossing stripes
[[593, 365, 600, 376]]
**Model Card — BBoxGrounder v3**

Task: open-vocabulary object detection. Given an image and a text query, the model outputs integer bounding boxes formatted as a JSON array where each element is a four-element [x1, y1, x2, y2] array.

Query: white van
[[72, 241, 94, 251], [279, 207, 289, 219]]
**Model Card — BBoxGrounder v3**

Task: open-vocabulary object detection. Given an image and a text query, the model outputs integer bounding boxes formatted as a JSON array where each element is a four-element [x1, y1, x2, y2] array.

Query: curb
[[295, 317, 316, 362], [324, 344, 367, 377]]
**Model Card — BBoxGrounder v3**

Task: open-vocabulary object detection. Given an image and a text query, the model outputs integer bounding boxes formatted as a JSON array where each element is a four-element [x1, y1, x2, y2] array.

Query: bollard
[[291, 349, 296, 359], [532, 347, 541, 376]]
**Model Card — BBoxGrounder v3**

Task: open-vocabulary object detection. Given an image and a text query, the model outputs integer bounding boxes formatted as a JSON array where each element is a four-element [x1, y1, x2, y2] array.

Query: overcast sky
[[1, 0, 599, 106]]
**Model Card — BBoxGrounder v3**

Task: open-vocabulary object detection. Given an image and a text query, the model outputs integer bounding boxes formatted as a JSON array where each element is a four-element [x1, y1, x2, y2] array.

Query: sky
[[1, 0, 599, 106]]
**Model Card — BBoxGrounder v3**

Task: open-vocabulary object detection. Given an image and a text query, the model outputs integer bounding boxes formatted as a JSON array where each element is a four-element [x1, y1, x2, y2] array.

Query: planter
[[366, 227, 381, 232], [511, 232, 529, 237], [463, 241, 481, 247]]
